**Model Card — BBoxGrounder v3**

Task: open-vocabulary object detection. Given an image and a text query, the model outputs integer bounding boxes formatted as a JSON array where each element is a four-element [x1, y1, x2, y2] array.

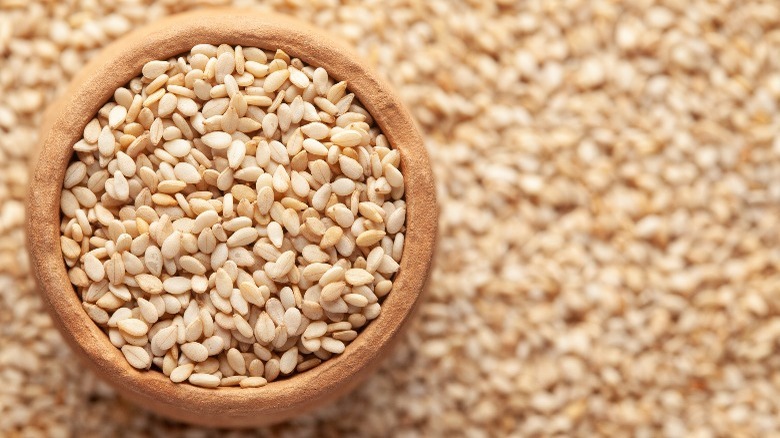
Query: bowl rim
[[26, 8, 437, 427]]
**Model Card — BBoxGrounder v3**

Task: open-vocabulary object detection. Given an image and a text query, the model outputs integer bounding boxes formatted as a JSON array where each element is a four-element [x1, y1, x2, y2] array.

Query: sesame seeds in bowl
[[59, 43, 407, 388]]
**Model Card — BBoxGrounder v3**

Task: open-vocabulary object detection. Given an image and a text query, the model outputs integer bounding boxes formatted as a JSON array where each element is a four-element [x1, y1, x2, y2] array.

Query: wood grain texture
[[26, 9, 437, 428]]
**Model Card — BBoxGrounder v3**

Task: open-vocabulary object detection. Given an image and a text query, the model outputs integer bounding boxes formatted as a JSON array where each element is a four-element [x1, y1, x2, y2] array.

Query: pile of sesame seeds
[[3, 0, 780, 436]]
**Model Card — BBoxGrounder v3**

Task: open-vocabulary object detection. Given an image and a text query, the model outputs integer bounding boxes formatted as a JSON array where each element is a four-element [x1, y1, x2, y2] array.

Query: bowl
[[26, 9, 437, 427]]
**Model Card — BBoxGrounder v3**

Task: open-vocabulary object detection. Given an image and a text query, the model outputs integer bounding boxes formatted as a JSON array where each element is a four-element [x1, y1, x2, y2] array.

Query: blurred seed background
[[3, 0, 780, 436]]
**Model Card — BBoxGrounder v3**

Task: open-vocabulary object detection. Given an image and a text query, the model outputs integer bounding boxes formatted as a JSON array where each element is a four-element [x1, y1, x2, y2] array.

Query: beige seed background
[[1, 0, 779, 436]]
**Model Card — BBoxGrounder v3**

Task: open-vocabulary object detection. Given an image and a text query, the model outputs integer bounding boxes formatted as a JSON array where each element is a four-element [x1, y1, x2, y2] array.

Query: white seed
[[193, 210, 220, 234], [272, 166, 290, 193], [173, 162, 201, 184], [157, 93, 177, 117], [345, 268, 375, 286], [288, 67, 310, 88], [160, 231, 181, 259], [201, 131, 232, 150], [181, 342, 209, 362], [227, 140, 246, 168], [227, 227, 259, 247], [117, 318, 148, 337], [179, 256, 206, 275], [111, 171, 129, 201], [301, 122, 329, 139], [170, 363, 195, 383], [321, 281, 346, 302], [239, 376, 268, 388], [215, 268, 233, 298], [262, 113, 278, 138], [163, 276, 191, 294], [263, 69, 290, 93], [233, 313, 254, 338], [302, 138, 328, 156], [136, 274, 163, 294], [356, 229, 386, 246], [116, 152, 136, 177], [189, 373, 220, 388], [202, 336, 224, 356], [321, 337, 346, 354], [344, 293, 369, 307], [304, 321, 328, 339], [386, 207, 406, 234], [267, 221, 284, 248], [284, 307, 302, 335], [227, 348, 246, 374], [152, 325, 178, 351], [121, 345, 151, 369], [150, 118, 164, 145], [254, 312, 275, 344], [142, 60, 169, 79], [331, 178, 356, 196], [177, 97, 198, 116], [83, 118, 102, 143], [331, 129, 362, 147], [279, 347, 298, 374], [215, 52, 236, 83], [163, 139, 192, 157], [339, 155, 364, 179], [313, 67, 328, 95], [108, 105, 127, 129], [63, 162, 87, 189], [83, 253, 105, 282]]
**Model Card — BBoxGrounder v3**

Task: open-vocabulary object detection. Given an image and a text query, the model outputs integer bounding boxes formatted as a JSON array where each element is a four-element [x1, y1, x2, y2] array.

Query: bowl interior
[[27, 9, 437, 427]]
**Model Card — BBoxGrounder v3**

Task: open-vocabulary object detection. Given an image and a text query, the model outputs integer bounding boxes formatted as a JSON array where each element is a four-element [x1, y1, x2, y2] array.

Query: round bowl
[[26, 9, 437, 428]]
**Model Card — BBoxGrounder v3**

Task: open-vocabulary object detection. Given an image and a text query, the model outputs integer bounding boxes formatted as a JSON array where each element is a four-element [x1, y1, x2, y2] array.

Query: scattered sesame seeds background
[[2, 0, 780, 436]]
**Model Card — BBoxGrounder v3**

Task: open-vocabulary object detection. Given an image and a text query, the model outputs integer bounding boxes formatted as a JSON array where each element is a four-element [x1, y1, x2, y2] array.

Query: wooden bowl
[[26, 9, 437, 428]]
